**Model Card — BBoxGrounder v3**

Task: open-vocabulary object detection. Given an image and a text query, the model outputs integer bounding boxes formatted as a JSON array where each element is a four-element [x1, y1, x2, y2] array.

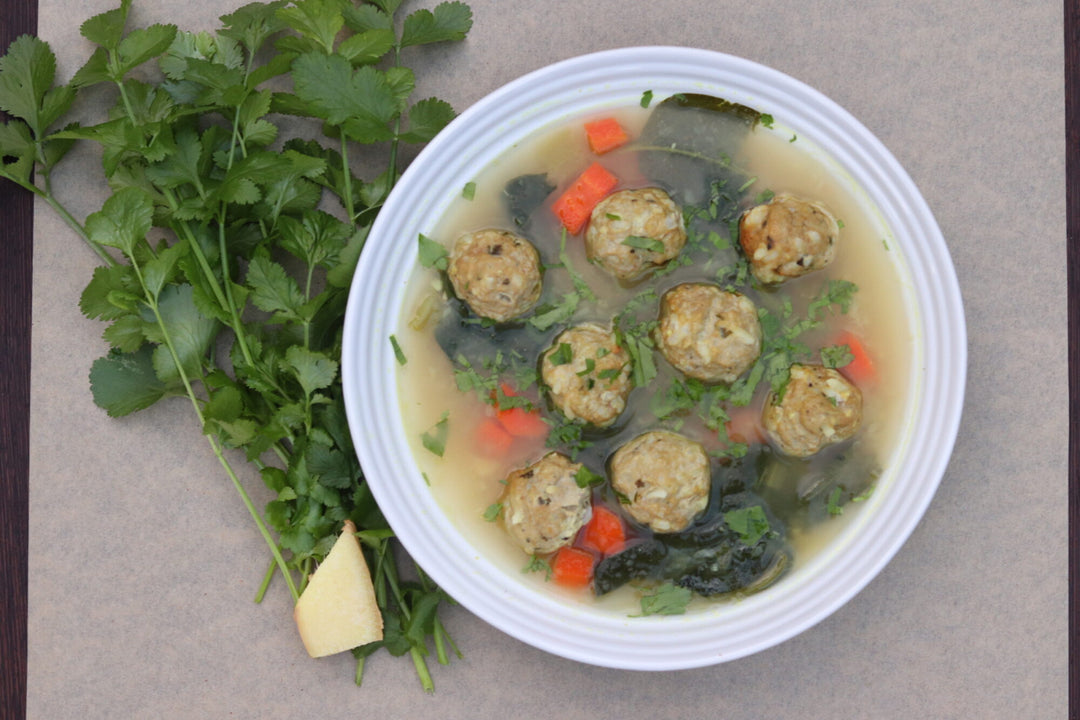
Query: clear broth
[[395, 99, 912, 611]]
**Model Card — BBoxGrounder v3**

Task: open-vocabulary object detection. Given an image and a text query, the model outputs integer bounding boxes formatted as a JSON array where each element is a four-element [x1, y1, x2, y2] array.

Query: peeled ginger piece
[[294, 520, 384, 657]]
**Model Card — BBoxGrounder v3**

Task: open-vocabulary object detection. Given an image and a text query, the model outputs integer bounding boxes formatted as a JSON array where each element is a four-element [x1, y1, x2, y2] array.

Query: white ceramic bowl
[[342, 46, 965, 670]]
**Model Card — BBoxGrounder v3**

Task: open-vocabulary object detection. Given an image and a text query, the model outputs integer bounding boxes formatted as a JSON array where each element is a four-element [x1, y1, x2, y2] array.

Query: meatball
[[541, 322, 633, 427], [585, 188, 687, 282], [763, 363, 863, 457], [655, 283, 762, 383], [609, 430, 711, 533], [738, 193, 839, 285], [501, 452, 591, 555], [446, 229, 542, 321]]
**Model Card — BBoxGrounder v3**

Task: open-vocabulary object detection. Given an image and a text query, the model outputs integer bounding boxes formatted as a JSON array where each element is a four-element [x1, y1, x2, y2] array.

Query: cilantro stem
[[411, 647, 435, 693], [38, 188, 117, 266], [339, 132, 356, 224], [127, 254, 300, 602], [254, 555, 276, 603]]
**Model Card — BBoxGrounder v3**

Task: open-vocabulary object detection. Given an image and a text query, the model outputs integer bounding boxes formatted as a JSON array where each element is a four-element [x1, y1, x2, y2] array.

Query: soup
[[394, 93, 911, 613]]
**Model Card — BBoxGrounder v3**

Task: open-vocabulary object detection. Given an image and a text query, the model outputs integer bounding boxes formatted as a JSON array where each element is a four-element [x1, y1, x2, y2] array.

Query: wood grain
[[0, 0, 35, 714]]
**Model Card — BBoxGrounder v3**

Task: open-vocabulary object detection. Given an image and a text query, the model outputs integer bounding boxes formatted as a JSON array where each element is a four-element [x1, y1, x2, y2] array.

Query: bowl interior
[[341, 46, 966, 670]]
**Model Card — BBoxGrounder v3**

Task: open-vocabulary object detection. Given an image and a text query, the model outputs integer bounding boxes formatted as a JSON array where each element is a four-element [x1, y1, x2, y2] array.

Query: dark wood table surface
[[1, 1, 1076, 718]]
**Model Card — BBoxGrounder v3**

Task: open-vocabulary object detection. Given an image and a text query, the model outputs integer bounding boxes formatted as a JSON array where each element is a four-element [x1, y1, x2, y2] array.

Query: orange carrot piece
[[725, 405, 764, 446], [551, 162, 618, 234], [579, 505, 626, 556], [584, 117, 629, 155], [551, 546, 594, 588], [492, 384, 549, 438], [835, 330, 876, 387], [497, 406, 549, 438], [475, 417, 514, 456]]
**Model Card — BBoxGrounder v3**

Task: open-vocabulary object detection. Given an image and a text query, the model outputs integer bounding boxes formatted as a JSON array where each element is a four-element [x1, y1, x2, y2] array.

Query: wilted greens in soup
[[396, 93, 910, 615]]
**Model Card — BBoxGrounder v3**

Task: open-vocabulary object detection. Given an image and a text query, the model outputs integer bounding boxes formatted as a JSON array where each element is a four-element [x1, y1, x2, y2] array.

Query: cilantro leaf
[[638, 582, 691, 616], [400, 2, 473, 47], [0, 35, 74, 136], [417, 233, 448, 270], [821, 343, 854, 369], [218, 0, 289, 56], [245, 248, 304, 322], [528, 292, 579, 331], [79, 0, 131, 50], [89, 345, 170, 417], [84, 186, 153, 256], [284, 346, 339, 397], [342, 4, 394, 33], [398, 97, 456, 143], [0, 120, 35, 185], [723, 505, 770, 546], [116, 24, 179, 79], [573, 465, 605, 489], [421, 411, 450, 457], [276, 0, 346, 54], [338, 28, 396, 65], [148, 284, 219, 384], [621, 235, 665, 253], [291, 53, 397, 142]]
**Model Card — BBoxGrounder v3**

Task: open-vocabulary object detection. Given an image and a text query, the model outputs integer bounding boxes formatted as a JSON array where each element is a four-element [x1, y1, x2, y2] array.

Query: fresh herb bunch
[[0, 0, 473, 691]]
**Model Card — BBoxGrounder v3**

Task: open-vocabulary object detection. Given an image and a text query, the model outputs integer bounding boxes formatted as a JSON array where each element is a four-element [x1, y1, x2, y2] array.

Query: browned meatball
[[762, 363, 862, 457], [609, 430, 710, 533], [585, 188, 686, 282], [738, 193, 839, 285], [541, 322, 633, 427], [446, 229, 542, 321], [655, 283, 762, 383], [501, 452, 592, 555]]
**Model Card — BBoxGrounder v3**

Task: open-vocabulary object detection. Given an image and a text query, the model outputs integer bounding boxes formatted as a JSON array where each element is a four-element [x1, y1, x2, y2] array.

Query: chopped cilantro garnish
[[522, 554, 552, 579], [421, 411, 450, 457], [737, 176, 757, 193], [417, 233, 449, 270], [852, 484, 876, 502], [548, 342, 573, 366], [637, 582, 692, 616], [622, 235, 666, 253], [482, 502, 502, 521], [557, 228, 596, 301], [389, 334, 407, 365], [808, 279, 858, 320], [545, 417, 591, 458], [573, 465, 606, 489], [826, 486, 845, 516], [821, 344, 854, 369], [759, 113, 774, 128], [640, 89, 654, 108], [528, 292, 579, 331], [462, 181, 476, 200], [723, 505, 770, 545]]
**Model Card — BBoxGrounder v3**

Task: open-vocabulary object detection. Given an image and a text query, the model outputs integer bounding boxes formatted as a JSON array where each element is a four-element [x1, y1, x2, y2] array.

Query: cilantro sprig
[[1, 0, 472, 692]]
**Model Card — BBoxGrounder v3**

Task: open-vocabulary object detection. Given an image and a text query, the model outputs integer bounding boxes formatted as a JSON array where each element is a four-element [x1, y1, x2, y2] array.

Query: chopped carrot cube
[[551, 546, 594, 588], [474, 417, 513, 457], [584, 117, 629, 155], [835, 330, 876, 387], [551, 162, 618, 235], [579, 505, 625, 556], [492, 383, 549, 439]]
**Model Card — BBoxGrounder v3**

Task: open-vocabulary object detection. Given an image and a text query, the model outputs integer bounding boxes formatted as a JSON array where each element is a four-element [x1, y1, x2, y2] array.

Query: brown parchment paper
[[27, 1, 1067, 718]]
